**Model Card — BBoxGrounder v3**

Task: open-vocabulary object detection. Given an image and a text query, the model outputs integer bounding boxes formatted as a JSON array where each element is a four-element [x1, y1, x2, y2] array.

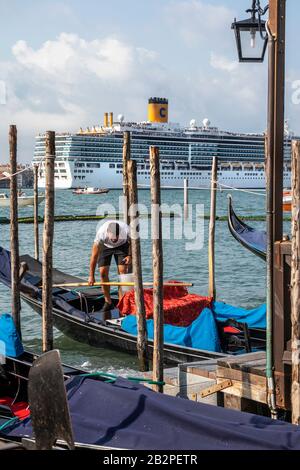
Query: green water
[[0, 188, 285, 374]]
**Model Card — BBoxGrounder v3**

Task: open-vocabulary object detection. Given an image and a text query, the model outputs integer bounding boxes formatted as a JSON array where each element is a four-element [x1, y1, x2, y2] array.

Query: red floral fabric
[[117, 282, 212, 327]]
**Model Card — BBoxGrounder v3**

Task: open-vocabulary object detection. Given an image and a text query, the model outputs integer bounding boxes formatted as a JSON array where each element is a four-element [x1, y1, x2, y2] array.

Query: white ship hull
[[37, 161, 291, 190]]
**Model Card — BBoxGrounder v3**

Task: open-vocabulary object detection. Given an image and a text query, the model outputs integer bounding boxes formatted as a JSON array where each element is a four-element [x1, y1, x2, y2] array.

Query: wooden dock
[[153, 352, 275, 417]]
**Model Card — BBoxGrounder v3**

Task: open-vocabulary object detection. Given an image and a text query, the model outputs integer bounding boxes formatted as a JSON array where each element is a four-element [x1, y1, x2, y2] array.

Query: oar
[[52, 281, 194, 288], [28, 349, 75, 450]]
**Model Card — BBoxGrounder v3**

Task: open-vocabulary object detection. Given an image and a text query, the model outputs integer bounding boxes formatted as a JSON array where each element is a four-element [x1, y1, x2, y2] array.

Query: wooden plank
[[217, 352, 266, 369], [183, 362, 218, 379], [217, 366, 266, 387], [220, 379, 267, 404], [200, 380, 232, 398]]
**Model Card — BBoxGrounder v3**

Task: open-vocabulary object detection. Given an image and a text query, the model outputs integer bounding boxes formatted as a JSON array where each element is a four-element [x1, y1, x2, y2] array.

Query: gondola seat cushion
[[118, 283, 212, 327]]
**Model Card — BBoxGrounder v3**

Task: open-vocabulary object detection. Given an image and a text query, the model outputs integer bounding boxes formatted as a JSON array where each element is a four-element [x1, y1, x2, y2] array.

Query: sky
[[0, 0, 299, 163]]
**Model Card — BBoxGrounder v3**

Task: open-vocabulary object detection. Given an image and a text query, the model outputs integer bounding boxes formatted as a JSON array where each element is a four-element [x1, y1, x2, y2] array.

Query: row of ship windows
[[115, 170, 213, 177]]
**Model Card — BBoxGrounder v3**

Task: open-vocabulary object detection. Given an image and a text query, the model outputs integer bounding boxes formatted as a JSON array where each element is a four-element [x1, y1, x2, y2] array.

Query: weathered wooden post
[[150, 146, 164, 393], [208, 157, 218, 300], [127, 159, 149, 372], [122, 131, 131, 224], [33, 164, 39, 261], [184, 178, 189, 220], [9, 125, 21, 336], [291, 140, 300, 425], [42, 131, 55, 352]]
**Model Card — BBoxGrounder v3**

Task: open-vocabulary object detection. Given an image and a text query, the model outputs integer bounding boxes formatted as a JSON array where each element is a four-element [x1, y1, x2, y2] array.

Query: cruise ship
[[33, 98, 293, 190]]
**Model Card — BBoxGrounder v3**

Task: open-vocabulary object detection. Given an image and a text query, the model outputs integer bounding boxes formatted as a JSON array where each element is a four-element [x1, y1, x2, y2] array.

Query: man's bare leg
[[117, 264, 128, 301], [100, 266, 112, 304]]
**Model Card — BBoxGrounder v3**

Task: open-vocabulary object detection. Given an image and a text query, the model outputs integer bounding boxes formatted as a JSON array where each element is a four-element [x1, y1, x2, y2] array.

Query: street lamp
[[231, 0, 289, 420], [232, 0, 269, 62]]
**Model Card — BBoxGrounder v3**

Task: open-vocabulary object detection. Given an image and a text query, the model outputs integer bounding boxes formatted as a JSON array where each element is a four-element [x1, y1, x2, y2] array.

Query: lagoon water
[[0, 188, 277, 375]]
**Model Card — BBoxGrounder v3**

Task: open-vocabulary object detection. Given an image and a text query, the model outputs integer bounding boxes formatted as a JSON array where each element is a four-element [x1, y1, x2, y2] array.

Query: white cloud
[[12, 34, 135, 83], [1, 1, 299, 164], [166, 0, 234, 49], [210, 53, 237, 72], [0, 33, 166, 161]]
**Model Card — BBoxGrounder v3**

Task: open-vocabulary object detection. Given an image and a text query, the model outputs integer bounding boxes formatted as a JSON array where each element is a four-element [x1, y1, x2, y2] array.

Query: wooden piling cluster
[[6, 124, 300, 420], [7, 126, 55, 352], [124, 133, 164, 382]]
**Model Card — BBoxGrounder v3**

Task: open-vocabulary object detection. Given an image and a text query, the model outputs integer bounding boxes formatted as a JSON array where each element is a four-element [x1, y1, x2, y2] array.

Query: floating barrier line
[[217, 181, 266, 197], [0, 213, 289, 224], [138, 182, 267, 196]]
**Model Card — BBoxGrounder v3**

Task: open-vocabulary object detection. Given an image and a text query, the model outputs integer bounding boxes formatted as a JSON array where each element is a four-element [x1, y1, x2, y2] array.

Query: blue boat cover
[[0, 314, 24, 357], [213, 302, 266, 329], [3, 375, 300, 450], [121, 307, 221, 352]]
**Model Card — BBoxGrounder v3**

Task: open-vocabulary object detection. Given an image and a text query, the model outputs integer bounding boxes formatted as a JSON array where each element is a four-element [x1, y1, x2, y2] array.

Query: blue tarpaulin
[[3, 375, 300, 450], [121, 307, 221, 352], [213, 302, 266, 329], [0, 314, 24, 358]]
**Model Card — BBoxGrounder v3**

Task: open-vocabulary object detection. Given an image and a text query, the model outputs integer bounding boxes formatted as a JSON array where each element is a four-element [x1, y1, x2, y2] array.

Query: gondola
[[0, 350, 127, 449], [1, 348, 300, 450], [0, 247, 265, 362], [228, 195, 266, 260]]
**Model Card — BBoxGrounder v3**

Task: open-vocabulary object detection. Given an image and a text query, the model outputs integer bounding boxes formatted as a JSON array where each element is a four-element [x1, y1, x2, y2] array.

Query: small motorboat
[[283, 190, 292, 212], [0, 192, 45, 208], [72, 187, 109, 195]]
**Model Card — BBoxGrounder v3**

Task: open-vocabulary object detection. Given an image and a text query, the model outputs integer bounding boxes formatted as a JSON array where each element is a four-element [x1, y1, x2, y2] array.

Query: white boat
[[72, 187, 109, 195], [32, 98, 296, 190], [0, 193, 45, 208]]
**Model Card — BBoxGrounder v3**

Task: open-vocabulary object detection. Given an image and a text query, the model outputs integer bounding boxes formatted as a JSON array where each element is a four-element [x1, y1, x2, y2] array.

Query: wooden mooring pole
[[42, 131, 55, 352], [150, 146, 164, 393], [291, 140, 300, 425], [122, 131, 131, 225], [33, 164, 39, 261], [184, 178, 189, 220], [208, 157, 218, 300], [9, 125, 21, 336], [127, 159, 149, 372]]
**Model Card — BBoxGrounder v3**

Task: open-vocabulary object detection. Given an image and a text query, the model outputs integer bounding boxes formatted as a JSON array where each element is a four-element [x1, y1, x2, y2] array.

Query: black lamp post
[[232, 0, 268, 62], [232, 0, 288, 419]]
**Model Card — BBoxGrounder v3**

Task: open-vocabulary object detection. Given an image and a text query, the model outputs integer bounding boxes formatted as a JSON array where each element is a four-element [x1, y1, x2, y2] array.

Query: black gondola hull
[[22, 294, 226, 365]]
